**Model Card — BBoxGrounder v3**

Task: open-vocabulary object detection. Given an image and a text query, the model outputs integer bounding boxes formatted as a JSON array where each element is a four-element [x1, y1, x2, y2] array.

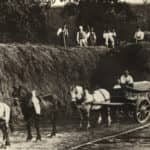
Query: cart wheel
[[135, 99, 150, 124]]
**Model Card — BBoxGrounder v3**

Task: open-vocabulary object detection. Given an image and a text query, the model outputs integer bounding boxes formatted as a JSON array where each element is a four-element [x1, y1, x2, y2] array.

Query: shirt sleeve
[[103, 33, 106, 39], [134, 32, 137, 39], [77, 32, 79, 43], [94, 33, 97, 40], [141, 32, 144, 40], [120, 76, 126, 84], [128, 76, 134, 84], [57, 28, 62, 36]]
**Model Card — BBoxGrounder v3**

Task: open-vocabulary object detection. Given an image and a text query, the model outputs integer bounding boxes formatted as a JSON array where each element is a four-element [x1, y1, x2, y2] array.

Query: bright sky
[[40, 0, 149, 7], [119, 0, 149, 4]]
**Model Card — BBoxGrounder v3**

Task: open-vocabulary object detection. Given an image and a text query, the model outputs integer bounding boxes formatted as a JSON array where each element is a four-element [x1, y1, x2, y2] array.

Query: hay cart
[[110, 81, 150, 124], [97, 81, 150, 124]]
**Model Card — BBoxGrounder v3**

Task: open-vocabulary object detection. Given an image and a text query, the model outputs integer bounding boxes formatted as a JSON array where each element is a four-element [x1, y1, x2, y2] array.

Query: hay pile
[[0, 44, 109, 111], [1, 42, 150, 116]]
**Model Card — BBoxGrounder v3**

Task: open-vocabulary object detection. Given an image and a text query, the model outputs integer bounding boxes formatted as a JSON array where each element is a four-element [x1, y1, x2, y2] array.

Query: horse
[[0, 102, 13, 147], [12, 85, 60, 141], [70, 85, 112, 129]]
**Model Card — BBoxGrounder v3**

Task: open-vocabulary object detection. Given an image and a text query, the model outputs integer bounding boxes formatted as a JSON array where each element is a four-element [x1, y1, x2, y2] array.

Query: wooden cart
[[111, 81, 150, 124]]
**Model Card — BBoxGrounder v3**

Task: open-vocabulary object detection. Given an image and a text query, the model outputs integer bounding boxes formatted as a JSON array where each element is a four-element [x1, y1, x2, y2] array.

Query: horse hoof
[[86, 128, 90, 131], [0, 144, 6, 149], [78, 127, 83, 130], [47, 133, 56, 138], [5, 142, 10, 146], [51, 133, 56, 138], [36, 137, 41, 142], [26, 137, 32, 142], [86, 126, 91, 130]]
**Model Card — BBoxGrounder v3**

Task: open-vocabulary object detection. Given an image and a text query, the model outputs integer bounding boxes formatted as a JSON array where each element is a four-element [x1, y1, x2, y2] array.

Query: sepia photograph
[[0, 0, 150, 149]]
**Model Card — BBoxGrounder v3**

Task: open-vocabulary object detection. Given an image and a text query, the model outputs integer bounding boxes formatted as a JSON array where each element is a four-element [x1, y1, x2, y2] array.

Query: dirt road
[[1, 119, 147, 150], [77, 124, 150, 150]]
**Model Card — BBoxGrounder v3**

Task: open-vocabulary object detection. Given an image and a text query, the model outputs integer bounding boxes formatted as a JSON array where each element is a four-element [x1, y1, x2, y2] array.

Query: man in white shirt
[[134, 27, 144, 43], [57, 24, 69, 47], [103, 30, 109, 48], [77, 26, 88, 47], [112, 29, 117, 47], [108, 30, 115, 48], [57, 27, 63, 45], [119, 70, 134, 87], [103, 30, 115, 48]]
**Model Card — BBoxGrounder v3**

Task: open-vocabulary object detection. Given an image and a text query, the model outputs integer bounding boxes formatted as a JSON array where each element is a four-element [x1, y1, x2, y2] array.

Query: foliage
[[0, 0, 48, 42]]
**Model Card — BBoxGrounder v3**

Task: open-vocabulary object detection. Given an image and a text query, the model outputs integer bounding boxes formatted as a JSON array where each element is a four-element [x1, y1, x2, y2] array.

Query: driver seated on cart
[[118, 70, 134, 88]]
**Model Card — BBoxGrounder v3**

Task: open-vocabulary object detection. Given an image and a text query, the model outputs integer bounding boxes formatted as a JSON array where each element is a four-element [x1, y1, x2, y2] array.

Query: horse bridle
[[74, 87, 85, 105]]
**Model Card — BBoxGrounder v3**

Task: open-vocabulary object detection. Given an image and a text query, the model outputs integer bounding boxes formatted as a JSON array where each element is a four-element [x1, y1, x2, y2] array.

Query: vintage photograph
[[0, 0, 150, 149]]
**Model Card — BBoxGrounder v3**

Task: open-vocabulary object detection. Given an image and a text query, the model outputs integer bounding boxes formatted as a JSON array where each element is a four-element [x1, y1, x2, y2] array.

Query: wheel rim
[[136, 99, 150, 124]]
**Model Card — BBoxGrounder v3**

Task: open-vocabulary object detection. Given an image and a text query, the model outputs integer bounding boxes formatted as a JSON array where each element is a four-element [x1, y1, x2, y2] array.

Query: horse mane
[[82, 87, 86, 98], [18, 86, 32, 101]]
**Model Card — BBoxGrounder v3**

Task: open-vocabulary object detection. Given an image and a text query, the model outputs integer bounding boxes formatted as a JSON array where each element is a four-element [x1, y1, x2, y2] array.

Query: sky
[[39, 0, 150, 7], [119, 0, 149, 4], [50, 0, 150, 6]]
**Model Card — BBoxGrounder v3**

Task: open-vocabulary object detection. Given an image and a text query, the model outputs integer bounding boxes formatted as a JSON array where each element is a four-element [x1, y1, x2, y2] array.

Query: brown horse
[[12, 85, 60, 141]]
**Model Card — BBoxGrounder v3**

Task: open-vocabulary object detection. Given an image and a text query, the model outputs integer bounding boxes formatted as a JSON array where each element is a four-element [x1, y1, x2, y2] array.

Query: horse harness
[[99, 89, 109, 102]]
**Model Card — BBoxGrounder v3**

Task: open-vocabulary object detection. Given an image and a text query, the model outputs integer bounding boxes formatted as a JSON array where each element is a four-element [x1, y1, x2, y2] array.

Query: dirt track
[[1, 120, 146, 150]]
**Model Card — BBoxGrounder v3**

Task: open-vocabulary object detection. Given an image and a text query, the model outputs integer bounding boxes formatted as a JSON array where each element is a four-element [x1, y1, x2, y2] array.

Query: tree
[[75, 0, 136, 41], [0, 0, 48, 42]]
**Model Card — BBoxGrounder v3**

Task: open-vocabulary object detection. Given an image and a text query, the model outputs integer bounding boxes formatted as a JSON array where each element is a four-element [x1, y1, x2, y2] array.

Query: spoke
[[145, 105, 150, 110], [140, 112, 144, 120], [144, 110, 150, 114], [137, 112, 142, 119], [143, 111, 149, 118], [137, 111, 145, 120]]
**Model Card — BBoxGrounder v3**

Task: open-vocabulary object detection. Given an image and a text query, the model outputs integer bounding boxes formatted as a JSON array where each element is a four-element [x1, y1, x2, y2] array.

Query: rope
[[70, 123, 150, 150]]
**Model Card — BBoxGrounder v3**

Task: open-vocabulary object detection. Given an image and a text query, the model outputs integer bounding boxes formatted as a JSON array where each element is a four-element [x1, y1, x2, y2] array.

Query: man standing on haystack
[[76, 26, 88, 47], [103, 29, 115, 48], [57, 24, 69, 48], [88, 27, 97, 46]]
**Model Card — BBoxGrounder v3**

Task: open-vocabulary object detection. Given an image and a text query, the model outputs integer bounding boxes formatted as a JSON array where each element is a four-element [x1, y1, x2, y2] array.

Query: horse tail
[[56, 97, 63, 110], [9, 108, 14, 133]]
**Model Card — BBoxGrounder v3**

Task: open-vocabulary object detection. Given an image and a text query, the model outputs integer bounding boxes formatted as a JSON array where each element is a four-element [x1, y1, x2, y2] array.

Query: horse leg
[[5, 125, 10, 146], [1, 123, 10, 146], [107, 106, 112, 126], [50, 111, 57, 137], [1, 127, 6, 148], [35, 115, 41, 141], [26, 119, 32, 141], [78, 108, 83, 129], [86, 106, 91, 129], [97, 110, 102, 125]]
